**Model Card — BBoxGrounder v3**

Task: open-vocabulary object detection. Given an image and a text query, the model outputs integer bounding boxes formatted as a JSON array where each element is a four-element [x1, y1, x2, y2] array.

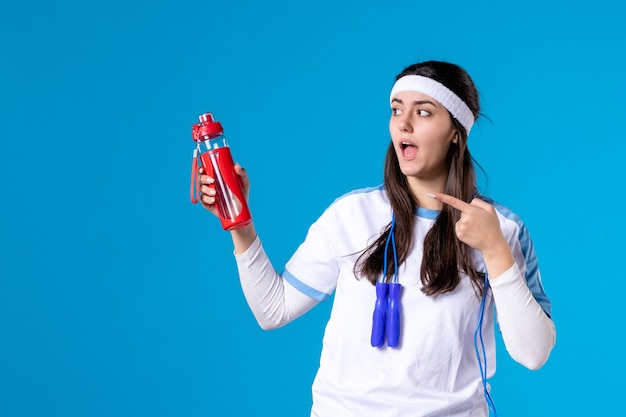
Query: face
[[389, 90, 457, 182]]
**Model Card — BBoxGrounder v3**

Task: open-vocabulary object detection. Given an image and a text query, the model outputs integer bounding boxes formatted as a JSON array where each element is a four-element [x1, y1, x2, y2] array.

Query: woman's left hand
[[428, 192, 508, 256]]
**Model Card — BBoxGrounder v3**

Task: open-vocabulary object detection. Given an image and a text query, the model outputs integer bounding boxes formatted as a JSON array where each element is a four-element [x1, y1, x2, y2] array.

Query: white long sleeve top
[[234, 185, 555, 417]]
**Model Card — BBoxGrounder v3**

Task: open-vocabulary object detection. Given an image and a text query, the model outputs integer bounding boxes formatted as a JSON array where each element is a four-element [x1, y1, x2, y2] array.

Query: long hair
[[354, 61, 486, 297]]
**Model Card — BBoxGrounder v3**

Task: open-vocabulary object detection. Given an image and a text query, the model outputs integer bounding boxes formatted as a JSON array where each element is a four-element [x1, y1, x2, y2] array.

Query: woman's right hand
[[199, 163, 250, 218]]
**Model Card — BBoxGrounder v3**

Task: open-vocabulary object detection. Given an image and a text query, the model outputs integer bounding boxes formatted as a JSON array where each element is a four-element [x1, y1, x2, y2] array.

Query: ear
[[452, 133, 459, 144]]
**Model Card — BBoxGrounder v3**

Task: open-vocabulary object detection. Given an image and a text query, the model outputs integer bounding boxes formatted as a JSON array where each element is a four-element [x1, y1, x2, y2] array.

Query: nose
[[398, 112, 412, 133]]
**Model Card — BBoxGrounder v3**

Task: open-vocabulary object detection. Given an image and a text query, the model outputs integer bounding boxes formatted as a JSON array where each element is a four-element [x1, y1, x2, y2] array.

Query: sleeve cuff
[[488, 262, 522, 289], [233, 235, 262, 262]]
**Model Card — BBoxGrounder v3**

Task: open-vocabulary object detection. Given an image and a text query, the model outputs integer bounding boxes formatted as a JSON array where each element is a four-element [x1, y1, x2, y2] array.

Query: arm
[[234, 235, 319, 330], [429, 193, 556, 369], [199, 166, 318, 330], [489, 263, 556, 369]]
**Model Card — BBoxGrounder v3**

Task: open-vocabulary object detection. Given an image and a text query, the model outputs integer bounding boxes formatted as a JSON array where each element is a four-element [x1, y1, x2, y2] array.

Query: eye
[[417, 109, 431, 117], [392, 107, 402, 116]]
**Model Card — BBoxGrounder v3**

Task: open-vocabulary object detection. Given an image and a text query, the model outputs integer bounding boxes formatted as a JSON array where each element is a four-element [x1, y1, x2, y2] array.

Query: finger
[[234, 163, 247, 176], [428, 192, 471, 212], [469, 197, 493, 211], [201, 193, 216, 206], [234, 163, 250, 191], [200, 185, 216, 197], [199, 175, 215, 185]]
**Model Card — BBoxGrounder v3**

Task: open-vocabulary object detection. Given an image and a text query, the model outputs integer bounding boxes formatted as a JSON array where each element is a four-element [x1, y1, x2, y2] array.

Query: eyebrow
[[391, 98, 438, 107]]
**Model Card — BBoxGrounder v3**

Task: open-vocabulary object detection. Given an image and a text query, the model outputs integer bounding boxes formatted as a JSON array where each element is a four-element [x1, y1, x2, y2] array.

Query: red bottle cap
[[192, 112, 224, 142]]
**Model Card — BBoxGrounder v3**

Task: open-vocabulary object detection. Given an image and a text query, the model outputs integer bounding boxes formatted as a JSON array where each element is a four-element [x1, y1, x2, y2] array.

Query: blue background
[[1, 0, 623, 416]]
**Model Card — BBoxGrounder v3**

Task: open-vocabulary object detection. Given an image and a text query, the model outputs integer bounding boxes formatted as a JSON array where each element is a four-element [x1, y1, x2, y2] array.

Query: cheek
[[421, 137, 453, 163], [388, 118, 397, 135], [420, 127, 453, 148]]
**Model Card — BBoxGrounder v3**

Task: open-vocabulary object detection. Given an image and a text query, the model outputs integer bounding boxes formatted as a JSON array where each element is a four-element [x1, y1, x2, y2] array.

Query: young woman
[[198, 61, 556, 417]]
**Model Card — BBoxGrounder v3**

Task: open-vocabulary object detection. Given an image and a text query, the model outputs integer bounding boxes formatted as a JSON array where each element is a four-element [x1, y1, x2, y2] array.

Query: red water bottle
[[190, 112, 252, 230]]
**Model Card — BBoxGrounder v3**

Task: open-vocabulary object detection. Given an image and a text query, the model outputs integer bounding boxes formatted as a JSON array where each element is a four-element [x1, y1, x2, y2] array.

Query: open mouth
[[401, 141, 418, 158]]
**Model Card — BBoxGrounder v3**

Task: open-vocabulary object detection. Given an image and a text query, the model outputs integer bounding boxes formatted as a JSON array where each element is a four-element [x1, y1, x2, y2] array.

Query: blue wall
[[1, 0, 623, 415]]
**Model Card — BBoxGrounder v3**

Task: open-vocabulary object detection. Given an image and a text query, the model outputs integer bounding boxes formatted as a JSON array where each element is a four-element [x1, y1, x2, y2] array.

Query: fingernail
[[427, 193, 436, 198]]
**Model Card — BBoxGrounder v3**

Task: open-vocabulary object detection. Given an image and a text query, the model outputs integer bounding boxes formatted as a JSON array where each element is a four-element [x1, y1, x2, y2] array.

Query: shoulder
[[478, 193, 538, 265], [312, 184, 391, 233], [477, 193, 526, 236], [325, 184, 390, 217], [329, 184, 388, 208], [477, 193, 552, 316]]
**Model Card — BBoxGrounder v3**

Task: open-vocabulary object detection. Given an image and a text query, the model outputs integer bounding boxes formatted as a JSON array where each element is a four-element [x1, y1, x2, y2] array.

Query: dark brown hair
[[355, 61, 485, 297]]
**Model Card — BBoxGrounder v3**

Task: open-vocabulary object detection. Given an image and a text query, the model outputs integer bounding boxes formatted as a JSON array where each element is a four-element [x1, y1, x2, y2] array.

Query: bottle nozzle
[[192, 112, 224, 142], [199, 113, 214, 124]]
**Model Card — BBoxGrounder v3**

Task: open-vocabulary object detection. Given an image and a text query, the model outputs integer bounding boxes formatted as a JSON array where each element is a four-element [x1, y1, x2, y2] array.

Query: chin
[[399, 165, 422, 178]]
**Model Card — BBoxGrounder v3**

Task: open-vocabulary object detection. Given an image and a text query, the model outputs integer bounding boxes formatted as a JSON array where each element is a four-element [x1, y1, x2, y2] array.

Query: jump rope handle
[[371, 282, 389, 347], [386, 283, 402, 347]]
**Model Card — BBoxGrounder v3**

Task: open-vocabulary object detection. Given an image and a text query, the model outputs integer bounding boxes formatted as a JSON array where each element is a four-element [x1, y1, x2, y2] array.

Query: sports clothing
[[234, 185, 555, 417]]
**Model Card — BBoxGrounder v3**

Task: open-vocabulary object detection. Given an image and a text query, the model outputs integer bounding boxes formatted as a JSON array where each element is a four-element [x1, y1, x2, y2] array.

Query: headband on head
[[389, 75, 475, 134]]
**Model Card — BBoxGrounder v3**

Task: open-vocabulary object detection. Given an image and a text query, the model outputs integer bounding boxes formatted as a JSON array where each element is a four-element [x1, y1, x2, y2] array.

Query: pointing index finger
[[427, 192, 471, 212]]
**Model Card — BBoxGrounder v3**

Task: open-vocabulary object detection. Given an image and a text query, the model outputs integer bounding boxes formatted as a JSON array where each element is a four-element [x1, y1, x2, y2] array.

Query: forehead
[[391, 91, 444, 108]]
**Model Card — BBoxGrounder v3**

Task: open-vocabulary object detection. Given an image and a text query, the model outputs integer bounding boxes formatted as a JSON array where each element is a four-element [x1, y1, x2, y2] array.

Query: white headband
[[389, 75, 475, 134]]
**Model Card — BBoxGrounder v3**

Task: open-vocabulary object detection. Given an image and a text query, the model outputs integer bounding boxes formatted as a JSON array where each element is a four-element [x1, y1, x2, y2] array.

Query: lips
[[401, 141, 418, 159]]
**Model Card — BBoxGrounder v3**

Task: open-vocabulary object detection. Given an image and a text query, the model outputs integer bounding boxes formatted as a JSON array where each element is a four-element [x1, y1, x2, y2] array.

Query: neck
[[407, 176, 447, 210]]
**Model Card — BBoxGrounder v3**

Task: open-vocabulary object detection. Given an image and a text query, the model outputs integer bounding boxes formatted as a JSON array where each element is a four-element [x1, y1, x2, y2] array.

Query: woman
[[199, 60, 556, 417]]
